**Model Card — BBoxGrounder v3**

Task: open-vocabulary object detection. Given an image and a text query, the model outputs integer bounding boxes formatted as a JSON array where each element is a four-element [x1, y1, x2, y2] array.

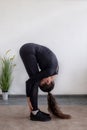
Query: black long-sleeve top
[[20, 43, 59, 82]]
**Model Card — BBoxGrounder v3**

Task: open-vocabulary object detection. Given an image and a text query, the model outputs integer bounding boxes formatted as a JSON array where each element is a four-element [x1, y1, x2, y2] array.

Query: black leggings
[[19, 49, 40, 110]]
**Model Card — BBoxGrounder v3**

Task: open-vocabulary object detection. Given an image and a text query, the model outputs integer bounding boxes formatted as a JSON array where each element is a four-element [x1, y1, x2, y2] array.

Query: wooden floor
[[0, 105, 87, 130]]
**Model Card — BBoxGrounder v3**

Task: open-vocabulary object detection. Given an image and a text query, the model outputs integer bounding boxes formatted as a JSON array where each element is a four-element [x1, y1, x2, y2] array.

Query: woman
[[19, 43, 71, 121]]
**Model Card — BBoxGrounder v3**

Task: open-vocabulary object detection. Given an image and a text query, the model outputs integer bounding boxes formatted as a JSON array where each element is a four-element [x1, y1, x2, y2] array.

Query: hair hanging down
[[47, 92, 71, 119], [39, 81, 71, 119]]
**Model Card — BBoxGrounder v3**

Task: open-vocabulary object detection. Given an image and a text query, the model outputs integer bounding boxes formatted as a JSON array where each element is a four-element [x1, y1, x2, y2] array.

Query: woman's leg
[[20, 50, 39, 111], [26, 79, 39, 111]]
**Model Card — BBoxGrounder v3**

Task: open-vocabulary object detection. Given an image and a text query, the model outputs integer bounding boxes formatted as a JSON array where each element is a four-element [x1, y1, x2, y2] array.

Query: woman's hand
[[27, 97, 33, 112]]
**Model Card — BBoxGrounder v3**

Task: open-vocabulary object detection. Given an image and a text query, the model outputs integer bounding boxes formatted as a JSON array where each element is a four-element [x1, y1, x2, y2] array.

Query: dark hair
[[39, 81, 55, 92], [39, 82, 71, 119]]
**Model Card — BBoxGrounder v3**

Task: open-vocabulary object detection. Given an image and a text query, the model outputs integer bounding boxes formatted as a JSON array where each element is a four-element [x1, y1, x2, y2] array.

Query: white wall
[[0, 0, 87, 95]]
